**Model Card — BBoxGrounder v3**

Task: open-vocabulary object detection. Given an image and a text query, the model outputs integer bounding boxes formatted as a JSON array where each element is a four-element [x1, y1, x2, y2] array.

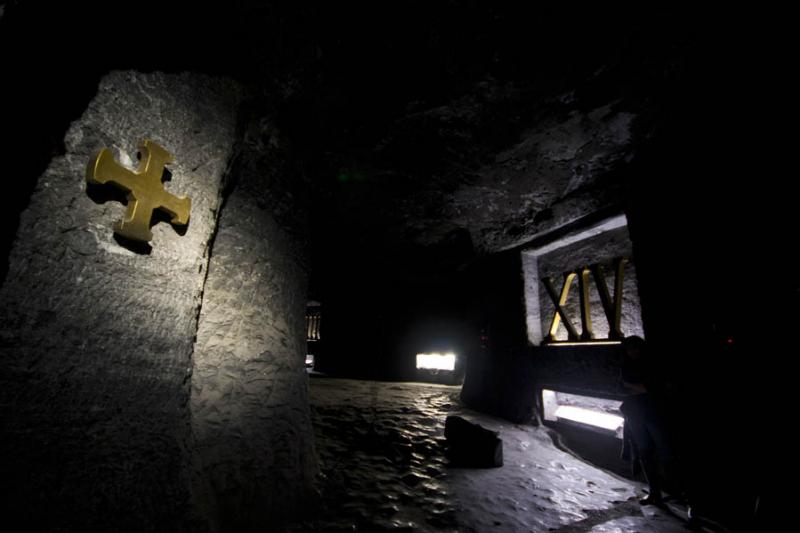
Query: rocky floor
[[291, 376, 694, 532]]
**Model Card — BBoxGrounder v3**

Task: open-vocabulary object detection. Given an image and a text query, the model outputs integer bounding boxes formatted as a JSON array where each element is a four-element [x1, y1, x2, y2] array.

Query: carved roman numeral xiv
[[542, 257, 627, 343]]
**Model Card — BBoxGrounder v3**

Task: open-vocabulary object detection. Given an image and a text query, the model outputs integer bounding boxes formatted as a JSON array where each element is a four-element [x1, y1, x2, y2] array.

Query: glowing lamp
[[541, 389, 624, 437], [553, 405, 624, 432], [416, 352, 456, 371]]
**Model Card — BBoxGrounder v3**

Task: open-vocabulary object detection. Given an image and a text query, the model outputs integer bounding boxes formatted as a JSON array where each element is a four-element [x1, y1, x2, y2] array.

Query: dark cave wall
[[0, 71, 317, 532], [618, 60, 777, 521], [460, 251, 535, 422]]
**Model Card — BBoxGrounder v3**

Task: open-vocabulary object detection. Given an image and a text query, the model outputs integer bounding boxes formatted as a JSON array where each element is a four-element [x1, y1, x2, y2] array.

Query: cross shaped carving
[[86, 140, 191, 243]]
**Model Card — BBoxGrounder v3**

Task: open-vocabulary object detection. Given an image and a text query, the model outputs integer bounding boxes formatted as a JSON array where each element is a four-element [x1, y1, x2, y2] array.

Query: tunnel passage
[[0, 3, 782, 532]]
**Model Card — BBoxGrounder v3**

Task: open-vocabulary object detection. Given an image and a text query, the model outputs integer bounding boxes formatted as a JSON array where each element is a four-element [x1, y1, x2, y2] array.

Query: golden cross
[[86, 140, 191, 243]]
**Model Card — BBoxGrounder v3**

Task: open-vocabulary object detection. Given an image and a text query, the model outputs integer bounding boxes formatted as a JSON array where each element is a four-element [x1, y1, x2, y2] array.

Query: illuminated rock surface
[[0, 70, 316, 532], [0, 70, 241, 531], [295, 378, 690, 532], [190, 123, 316, 527]]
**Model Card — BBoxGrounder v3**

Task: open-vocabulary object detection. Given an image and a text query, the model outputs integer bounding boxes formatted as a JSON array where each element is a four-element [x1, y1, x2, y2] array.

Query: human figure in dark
[[619, 335, 680, 507]]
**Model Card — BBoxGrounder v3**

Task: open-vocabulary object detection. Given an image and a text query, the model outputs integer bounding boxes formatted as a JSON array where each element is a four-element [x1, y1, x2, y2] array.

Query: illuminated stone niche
[[522, 214, 644, 346]]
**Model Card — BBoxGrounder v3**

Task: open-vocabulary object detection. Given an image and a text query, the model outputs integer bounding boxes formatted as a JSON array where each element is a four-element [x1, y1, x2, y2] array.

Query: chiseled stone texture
[[536, 226, 643, 341], [191, 120, 317, 531], [363, 76, 644, 255], [0, 70, 241, 531], [527, 226, 643, 399], [443, 102, 638, 252]]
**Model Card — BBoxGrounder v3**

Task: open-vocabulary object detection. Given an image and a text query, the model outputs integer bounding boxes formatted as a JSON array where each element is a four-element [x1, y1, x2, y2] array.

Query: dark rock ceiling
[[277, 4, 692, 256], [2, 2, 788, 290]]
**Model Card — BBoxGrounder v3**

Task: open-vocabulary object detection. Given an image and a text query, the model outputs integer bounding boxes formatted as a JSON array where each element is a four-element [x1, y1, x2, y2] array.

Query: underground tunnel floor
[[291, 377, 694, 533]]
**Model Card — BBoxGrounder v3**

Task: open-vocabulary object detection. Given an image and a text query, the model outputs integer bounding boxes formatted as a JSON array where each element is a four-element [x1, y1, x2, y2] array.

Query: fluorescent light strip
[[416, 352, 456, 371], [554, 405, 624, 432], [545, 340, 622, 346]]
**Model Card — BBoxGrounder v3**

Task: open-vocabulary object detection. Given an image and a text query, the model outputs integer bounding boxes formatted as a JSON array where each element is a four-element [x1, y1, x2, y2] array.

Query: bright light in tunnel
[[416, 352, 456, 371], [542, 389, 625, 437], [553, 405, 624, 432], [545, 340, 622, 346]]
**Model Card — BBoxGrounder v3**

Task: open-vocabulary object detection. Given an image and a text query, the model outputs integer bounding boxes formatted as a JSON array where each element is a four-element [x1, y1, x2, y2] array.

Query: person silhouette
[[619, 335, 676, 506]]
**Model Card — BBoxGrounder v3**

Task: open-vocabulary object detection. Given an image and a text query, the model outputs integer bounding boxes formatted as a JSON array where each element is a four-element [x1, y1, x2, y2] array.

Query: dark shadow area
[[546, 425, 632, 480], [151, 207, 190, 237], [112, 234, 152, 255], [0, 72, 103, 284], [85, 180, 129, 206]]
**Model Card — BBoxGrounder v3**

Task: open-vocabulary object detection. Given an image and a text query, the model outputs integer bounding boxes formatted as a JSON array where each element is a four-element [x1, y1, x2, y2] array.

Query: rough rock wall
[[0, 71, 241, 530], [190, 117, 317, 531], [444, 102, 637, 252], [366, 78, 643, 254], [460, 251, 534, 423]]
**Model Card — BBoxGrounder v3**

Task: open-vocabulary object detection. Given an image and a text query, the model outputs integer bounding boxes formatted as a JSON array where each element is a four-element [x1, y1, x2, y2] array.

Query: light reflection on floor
[[291, 377, 691, 532]]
